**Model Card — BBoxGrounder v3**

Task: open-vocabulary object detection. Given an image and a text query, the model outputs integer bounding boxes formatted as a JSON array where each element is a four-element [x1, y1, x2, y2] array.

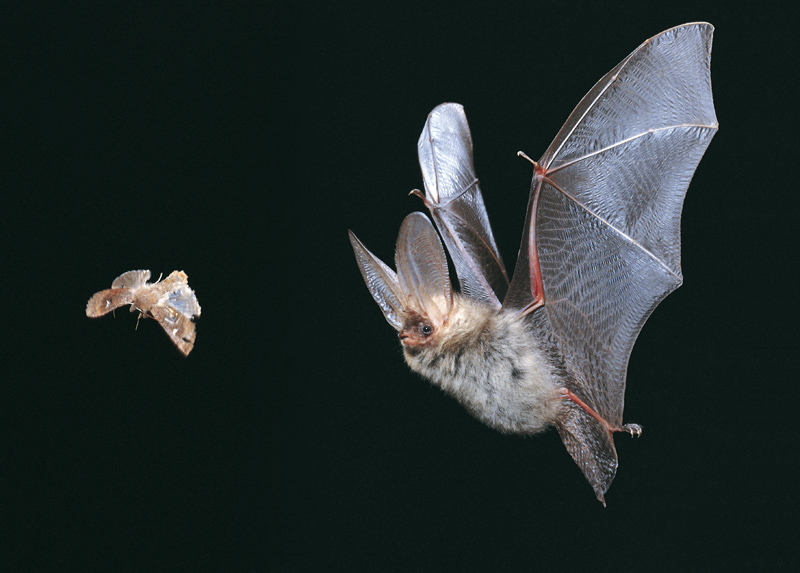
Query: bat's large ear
[[395, 212, 452, 327], [349, 230, 410, 331]]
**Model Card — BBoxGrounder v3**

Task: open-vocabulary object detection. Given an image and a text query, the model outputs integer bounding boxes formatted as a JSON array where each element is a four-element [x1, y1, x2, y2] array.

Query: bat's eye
[[398, 316, 435, 346]]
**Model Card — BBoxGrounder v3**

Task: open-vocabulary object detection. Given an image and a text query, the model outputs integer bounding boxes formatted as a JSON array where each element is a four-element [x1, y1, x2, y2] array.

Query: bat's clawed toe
[[621, 423, 643, 437]]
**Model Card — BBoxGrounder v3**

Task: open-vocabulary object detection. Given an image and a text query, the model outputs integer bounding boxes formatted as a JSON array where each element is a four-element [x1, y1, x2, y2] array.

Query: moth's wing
[[506, 23, 718, 502], [417, 103, 509, 306], [167, 285, 201, 318], [86, 288, 134, 317], [159, 271, 202, 317], [111, 270, 151, 289], [150, 305, 197, 356], [149, 271, 200, 355]]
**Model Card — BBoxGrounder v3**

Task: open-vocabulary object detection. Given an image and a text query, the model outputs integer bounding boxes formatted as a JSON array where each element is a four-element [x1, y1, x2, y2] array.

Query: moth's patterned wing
[[111, 270, 151, 289], [149, 270, 186, 294], [149, 271, 200, 355], [167, 286, 201, 318], [149, 305, 197, 356], [153, 271, 201, 317], [86, 288, 135, 317]]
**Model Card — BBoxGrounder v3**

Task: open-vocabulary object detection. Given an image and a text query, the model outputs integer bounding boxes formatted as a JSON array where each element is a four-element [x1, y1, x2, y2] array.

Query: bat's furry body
[[404, 295, 561, 434]]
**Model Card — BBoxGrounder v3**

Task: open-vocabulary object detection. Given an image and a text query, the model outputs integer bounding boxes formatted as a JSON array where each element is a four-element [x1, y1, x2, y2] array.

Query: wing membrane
[[505, 23, 717, 499], [417, 103, 509, 305], [539, 23, 716, 417], [541, 23, 717, 170]]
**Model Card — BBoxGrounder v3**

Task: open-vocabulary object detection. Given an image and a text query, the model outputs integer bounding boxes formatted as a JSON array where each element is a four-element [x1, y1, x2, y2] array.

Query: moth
[[348, 23, 717, 504], [86, 270, 202, 356]]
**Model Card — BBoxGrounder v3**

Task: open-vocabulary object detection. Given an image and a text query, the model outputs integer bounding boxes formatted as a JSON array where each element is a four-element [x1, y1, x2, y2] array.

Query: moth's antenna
[[156, 272, 163, 283]]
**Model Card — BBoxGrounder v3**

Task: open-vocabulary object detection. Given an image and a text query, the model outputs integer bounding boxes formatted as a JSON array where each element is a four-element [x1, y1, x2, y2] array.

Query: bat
[[86, 270, 202, 356], [348, 23, 717, 504]]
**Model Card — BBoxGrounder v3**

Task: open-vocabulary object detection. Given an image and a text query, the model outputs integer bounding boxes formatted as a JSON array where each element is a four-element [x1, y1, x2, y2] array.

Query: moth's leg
[[557, 388, 642, 437], [134, 310, 156, 330]]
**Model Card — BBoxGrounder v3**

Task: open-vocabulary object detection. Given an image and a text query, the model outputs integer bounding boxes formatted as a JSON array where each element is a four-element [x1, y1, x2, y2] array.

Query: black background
[[4, 2, 797, 570]]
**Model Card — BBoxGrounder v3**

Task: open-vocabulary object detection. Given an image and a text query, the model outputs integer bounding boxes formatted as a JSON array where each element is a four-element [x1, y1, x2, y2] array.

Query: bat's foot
[[557, 388, 643, 437], [621, 423, 642, 437]]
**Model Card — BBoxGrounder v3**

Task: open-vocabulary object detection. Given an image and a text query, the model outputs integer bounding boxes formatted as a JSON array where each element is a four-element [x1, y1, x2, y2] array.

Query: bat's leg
[[557, 388, 642, 437]]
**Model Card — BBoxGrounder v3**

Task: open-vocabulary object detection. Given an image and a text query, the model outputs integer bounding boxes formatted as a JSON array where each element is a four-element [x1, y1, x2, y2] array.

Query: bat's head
[[349, 212, 453, 348]]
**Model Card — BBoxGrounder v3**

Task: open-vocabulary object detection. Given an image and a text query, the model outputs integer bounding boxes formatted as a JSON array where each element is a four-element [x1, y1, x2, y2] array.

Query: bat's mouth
[[398, 331, 430, 348]]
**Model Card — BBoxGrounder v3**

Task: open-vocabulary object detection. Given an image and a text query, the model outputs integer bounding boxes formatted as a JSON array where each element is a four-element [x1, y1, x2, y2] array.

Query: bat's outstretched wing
[[415, 103, 509, 306], [506, 23, 718, 502]]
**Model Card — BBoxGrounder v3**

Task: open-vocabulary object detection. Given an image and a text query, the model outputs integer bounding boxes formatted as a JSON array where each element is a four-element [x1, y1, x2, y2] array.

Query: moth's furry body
[[403, 295, 561, 434]]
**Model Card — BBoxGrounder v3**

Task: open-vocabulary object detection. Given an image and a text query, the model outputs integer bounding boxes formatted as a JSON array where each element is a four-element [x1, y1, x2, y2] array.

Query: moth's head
[[349, 212, 452, 348]]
